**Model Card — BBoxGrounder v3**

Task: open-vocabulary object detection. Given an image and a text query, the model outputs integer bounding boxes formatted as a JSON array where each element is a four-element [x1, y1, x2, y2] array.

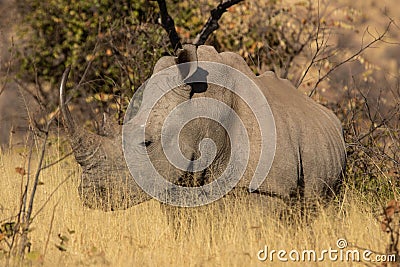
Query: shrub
[[17, 0, 166, 116]]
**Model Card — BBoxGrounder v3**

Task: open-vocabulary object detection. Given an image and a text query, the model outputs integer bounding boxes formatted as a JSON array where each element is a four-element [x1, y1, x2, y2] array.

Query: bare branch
[[193, 0, 244, 46], [296, 1, 323, 87], [308, 21, 393, 97], [26, 118, 53, 223], [0, 37, 14, 97], [156, 0, 182, 52], [40, 151, 73, 171]]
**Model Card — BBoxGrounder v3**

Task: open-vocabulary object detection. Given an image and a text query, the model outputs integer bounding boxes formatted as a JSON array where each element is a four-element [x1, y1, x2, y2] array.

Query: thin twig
[[31, 172, 74, 221], [42, 201, 59, 261], [309, 21, 393, 97], [26, 118, 55, 223], [21, 137, 34, 224], [40, 152, 73, 171], [193, 0, 244, 46], [296, 0, 323, 87], [12, 77, 46, 110], [61, 39, 100, 109], [0, 37, 14, 97]]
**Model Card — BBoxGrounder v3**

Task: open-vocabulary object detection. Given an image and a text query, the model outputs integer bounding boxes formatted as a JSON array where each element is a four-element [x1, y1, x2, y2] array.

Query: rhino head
[[60, 68, 151, 211], [60, 45, 241, 209]]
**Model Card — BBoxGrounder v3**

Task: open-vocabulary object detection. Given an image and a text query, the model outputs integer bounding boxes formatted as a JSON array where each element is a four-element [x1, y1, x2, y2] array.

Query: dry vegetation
[[0, 149, 393, 266]]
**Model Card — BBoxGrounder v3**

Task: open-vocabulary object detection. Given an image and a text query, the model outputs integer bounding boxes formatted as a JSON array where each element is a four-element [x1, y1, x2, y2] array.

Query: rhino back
[[256, 72, 346, 199]]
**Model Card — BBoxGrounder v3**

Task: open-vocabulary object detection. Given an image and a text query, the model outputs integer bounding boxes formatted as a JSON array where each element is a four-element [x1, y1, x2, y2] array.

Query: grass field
[[0, 147, 394, 266]]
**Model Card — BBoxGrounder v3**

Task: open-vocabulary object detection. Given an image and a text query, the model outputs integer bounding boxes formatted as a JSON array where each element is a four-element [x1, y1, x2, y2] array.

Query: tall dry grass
[[0, 147, 393, 267]]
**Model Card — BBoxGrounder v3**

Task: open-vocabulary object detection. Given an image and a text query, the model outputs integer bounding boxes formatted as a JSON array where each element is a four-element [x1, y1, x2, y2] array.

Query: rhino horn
[[59, 67, 102, 167], [59, 66, 76, 135]]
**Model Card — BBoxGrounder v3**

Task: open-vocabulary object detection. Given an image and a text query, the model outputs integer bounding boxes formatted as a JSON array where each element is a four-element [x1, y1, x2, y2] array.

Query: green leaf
[[55, 244, 67, 252], [26, 251, 43, 261]]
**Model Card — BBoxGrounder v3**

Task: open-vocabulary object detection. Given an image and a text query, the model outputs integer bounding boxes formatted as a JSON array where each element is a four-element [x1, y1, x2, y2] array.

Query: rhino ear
[[96, 112, 121, 137], [176, 44, 198, 81], [176, 44, 198, 64]]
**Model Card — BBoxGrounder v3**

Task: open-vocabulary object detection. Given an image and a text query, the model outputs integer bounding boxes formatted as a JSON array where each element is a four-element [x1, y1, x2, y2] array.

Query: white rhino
[[60, 45, 346, 211]]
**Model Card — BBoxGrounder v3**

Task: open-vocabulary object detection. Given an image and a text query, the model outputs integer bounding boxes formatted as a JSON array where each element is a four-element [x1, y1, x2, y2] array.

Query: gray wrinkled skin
[[60, 45, 346, 211]]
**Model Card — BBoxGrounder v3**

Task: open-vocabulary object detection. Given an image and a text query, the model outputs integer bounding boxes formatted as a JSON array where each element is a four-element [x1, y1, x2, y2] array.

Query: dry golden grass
[[0, 148, 393, 266]]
